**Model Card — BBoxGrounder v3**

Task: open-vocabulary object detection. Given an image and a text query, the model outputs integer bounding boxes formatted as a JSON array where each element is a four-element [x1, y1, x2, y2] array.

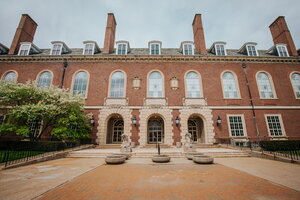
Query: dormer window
[[50, 41, 71, 55], [148, 41, 162, 55], [209, 42, 227, 56], [277, 45, 289, 57], [51, 43, 62, 55], [83, 41, 100, 55], [18, 43, 31, 55], [0, 43, 9, 55], [18, 42, 41, 56], [247, 45, 257, 56], [116, 41, 129, 55], [215, 44, 226, 56], [238, 42, 259, 56], [180, 42, 194, 55]]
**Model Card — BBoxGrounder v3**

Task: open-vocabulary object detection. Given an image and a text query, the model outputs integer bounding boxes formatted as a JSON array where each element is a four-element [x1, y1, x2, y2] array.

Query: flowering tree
[[0, 81, 91, 141]]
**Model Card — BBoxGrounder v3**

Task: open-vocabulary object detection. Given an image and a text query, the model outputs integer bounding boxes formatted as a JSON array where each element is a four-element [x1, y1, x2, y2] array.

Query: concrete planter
[[112, 153, 131, 160], [193, 155, 214, 164], [105, 155, 126, 164], [185, 152, 204, 160], [152, 155, 170, 163]]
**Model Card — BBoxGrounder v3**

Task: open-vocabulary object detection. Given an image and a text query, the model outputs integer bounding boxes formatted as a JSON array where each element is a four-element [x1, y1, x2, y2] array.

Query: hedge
[[0, 141, 80, 152], [259, 140, 300, 151]]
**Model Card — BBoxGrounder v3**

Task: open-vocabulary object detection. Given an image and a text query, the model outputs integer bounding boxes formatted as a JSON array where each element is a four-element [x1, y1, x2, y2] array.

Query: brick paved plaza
[[1, 157, 300, 200]]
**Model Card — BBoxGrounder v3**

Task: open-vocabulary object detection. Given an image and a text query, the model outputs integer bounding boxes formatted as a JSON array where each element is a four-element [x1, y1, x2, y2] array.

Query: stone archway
[[106, 114, 124, 144], [147, 115, 164, 144], [188, 115, 205, 143]]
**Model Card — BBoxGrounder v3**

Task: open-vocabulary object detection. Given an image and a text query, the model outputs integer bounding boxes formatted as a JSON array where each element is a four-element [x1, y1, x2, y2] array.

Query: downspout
[[242, 63, 261, 141], [60, 58, 68, 88]]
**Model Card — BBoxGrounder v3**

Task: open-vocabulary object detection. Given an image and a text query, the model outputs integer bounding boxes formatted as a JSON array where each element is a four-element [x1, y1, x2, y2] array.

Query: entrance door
[[148, 117, 164, 143], [188, 119, 198, 142], [112, 120, 124, 143]]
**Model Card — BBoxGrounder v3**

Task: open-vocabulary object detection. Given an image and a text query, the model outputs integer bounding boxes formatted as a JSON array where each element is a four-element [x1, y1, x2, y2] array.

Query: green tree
[[0, 81, 91, 141]]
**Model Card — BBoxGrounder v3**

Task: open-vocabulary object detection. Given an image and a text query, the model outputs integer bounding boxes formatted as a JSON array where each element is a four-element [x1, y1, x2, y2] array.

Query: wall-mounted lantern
[[216, 116, 222, 127], [170, 77, 179, 90], [132, 116, 137, 126], [132, 76, 141, 90], [90, 115, 95, 126], [173, 116, 180, 126]]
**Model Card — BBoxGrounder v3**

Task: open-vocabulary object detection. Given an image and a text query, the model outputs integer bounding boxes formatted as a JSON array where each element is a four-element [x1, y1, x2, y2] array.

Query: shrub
[[259, 140, 300, 151]]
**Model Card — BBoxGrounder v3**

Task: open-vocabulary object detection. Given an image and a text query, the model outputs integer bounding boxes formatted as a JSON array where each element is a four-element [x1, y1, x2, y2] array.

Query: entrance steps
[[141, 144, 172, 148], [95, 144, 121, 149], [67, 148, 249, 158]]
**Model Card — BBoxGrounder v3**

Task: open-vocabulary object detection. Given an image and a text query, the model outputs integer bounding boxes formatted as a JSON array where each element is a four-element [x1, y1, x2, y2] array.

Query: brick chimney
[[269, 16, 297, 56], [192, 14, 207, 55], [103, 13, 117, 54], [8, 14, 38, 55]]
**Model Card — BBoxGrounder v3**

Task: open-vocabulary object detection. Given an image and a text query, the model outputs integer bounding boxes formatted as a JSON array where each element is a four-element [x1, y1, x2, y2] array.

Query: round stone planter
[[112, 153, 131, 160], [105, 155, 126, 164], [152, 155, 171, 163], [193, 155, 214, 164], [185, 152, 204, 160]]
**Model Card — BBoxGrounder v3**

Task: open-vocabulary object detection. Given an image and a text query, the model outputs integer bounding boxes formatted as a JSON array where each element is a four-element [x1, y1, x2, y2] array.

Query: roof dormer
[[267, 43, 289, 57], [83, 41, 100, 55], [180, 41, 194, 55], [0, 43, 9, 55], [116, 40, 130, 55], [148, 41, 162, 55], [50, 41, 71, 55], [238, 42, 259, 56], [209, 41, 227, 56], [18, 42, 41, 56]]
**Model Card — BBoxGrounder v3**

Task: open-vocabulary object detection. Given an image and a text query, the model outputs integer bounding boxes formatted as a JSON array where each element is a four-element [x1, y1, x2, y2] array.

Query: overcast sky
[[0, 0, 299, 50]]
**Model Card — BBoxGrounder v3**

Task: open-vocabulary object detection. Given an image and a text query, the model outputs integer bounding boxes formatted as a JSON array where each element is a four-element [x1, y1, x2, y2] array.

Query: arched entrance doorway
[[187, 115, 204, 143], [148, 116, 164, 144], [106, 115, 124, 144]]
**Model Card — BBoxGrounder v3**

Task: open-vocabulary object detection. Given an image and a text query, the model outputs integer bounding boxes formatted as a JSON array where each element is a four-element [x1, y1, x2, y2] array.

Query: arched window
[[148, 71, 163, 97], [222, 72, 239, 98], [291, 72, 300, 98], [2, 71, 17, 82], [110, 71, 125, 98], [37, 71, 52, 88], [72, 71, 88, 96], [185, 72, 201, 98], [257, 72, 275, 99]]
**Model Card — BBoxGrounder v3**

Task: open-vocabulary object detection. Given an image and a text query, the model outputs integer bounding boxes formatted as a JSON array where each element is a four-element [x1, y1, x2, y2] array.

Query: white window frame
[[18, 43, 31, 56], [36, 70, 53, 88], [276, 45, 289, 57], [265, 114, 286, 138], [221, 71, 241, 99], [2, 70, 18, 83], [50, 43, 63, 55], [184, 71, 203, 98], [116, 43, 128, 55], [83, 43, 95, 55], [149, 43, 161, 55], [227, 114, 247, 138], [246, 45, 259, 56], [183, 43, 194, 55], [290, 72, 300, 99], [215, 44, 227, 56], [27, 120, 43, 138], [71, 70, 90, 99], [256, 71, 277, 99], [147, 70, 164, 98], [109, 70, 126, 98]]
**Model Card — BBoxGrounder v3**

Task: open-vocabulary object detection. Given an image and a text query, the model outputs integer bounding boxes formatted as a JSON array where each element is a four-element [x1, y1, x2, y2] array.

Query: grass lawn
[[0, 150, 44, 163]]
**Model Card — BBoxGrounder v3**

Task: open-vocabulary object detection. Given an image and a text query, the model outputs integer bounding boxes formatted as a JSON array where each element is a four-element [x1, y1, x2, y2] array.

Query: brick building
[[0, 13, 299, 146]]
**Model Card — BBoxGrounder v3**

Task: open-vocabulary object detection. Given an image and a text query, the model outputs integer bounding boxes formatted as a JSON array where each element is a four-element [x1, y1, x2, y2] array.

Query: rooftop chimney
[[103, 13, 117, 54], [8, 14, 38, 55], [269, 16, 297, 56], [192, 14, 207, 55]]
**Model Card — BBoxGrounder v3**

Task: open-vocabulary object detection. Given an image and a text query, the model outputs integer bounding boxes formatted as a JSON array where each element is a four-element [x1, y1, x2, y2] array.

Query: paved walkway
[[0, 157, 300, 200]]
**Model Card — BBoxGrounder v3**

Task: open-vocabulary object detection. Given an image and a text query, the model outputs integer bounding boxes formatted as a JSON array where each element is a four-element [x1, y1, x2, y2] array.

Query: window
[[148, 71, 163, 97], [0, 115, 5, 125], [27, 120, 42, 138], [37, 71, 52, 88], [215, 44, 226, 56], [18, 44, 31, 56], [257, 72, 275, 99], [222, 72, 239, 98], [291, 72, 300, 98], [276, 45, 289, 57], [72, 71, 88, 96], [185, 72, 201, 98], [183, 44, 194, 55], [117, 43, 127, 55], [266, 115, 284, 137], [247, 45, 257, 56], [2, 71, 17, 82], [228, 115, 246, 137], [150, 43, 160, 55], [51, 43, 62, 55], [110, 71, 125, 98], [84, 43, 94, 55]]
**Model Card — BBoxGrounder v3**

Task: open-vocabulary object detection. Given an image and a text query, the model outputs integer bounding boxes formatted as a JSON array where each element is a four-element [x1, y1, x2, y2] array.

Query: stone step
[[96, 144, 121, 149]]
